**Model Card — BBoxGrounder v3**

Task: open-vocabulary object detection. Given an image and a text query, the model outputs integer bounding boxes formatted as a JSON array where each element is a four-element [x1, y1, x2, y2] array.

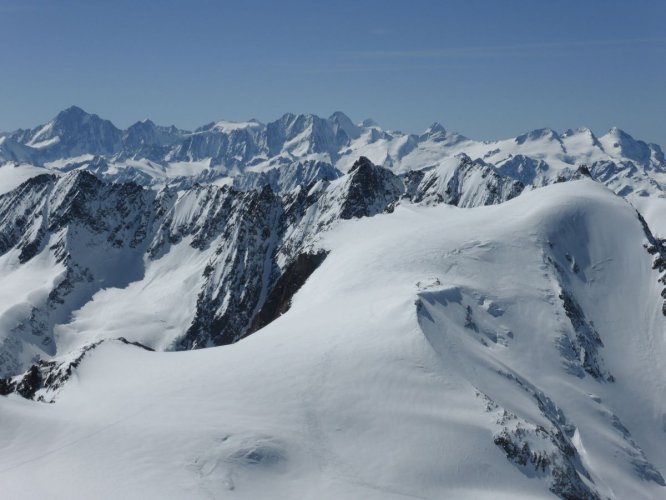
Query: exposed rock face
[[178, 186, 283, 348], [179, 158, 404, 348], [0, 338, 153, 403], [246, 251, 328, 336], [637, 212, 666, 316], [495, 155, 551, 186], [414, 281, 647, 500], [231, 160, 342, 193], [0, 174, 55, 262], [557, 288, 613, 381], [481, 390, 601, 500], [411, 154, 524, 207], [337, 156, 405, 218], [486, 369, 665, 498]]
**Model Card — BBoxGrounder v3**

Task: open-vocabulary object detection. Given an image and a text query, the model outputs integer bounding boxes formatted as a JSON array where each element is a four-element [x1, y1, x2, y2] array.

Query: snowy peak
[[427, 121, 446, 133], [266, 112, 355, 159], [411, 154, 524, 207], [211, 119, 263, 134], [1, 108, 665, 206], [125, 119, 166, 147], [122, 119, 185, 161], [232, 160, 341, 193], [425, 121, 446, 135], [562, 126, 600, 143], [419, 122, 448, 143], [23, 105, 123, 158], [560, 127, 603, 154], [600, 127, 664, 167], [329, 111, 361, 141], [515, 127, 561, 145]]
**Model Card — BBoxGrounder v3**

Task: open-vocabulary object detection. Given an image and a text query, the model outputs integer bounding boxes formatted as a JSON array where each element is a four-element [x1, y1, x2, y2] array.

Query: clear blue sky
[[1, 0, 665, 145]]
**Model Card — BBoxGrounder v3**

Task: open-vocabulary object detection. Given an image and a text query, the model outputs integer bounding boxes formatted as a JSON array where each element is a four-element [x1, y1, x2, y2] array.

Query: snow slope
[[0, 180, 664, 499]]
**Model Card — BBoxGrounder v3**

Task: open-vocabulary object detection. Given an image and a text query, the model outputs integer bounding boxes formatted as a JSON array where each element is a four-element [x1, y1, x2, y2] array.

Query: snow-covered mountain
[[0, 108, 666, 499], [1, 107, 664, 201], [1, 178, 665, 499], [0, 155, 521, 375]]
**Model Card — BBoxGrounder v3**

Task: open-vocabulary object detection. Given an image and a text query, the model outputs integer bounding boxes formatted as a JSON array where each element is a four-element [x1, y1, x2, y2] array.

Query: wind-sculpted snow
[[409, 183, 666, 498]]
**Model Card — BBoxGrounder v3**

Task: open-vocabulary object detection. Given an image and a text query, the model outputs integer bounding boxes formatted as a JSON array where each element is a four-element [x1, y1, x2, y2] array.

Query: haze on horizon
[[1, 0, 665, 146]]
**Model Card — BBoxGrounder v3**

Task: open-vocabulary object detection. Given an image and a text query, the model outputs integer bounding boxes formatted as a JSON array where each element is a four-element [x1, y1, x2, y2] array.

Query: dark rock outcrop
[[558, 289, 613, 381], [637, 212, 666, 317], [0, 338, 153, 403], [246, 251, 328, 336]]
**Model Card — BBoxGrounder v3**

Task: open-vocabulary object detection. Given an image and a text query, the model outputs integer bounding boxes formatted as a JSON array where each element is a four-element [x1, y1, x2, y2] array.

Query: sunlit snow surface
[[0, 180, 664, 499]]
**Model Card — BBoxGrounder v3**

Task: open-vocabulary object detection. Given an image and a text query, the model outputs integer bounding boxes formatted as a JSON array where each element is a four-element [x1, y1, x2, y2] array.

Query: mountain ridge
[[1, 106, 662, 171], [0, 155, 523, 376]]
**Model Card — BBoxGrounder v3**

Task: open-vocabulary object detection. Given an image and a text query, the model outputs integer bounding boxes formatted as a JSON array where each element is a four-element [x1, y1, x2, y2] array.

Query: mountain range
[[1, 106, 664, 197], [0, 108, 665, 499]]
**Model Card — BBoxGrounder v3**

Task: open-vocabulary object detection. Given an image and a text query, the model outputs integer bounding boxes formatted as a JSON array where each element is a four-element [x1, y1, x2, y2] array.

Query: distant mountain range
[[0, 106, 664, 198]]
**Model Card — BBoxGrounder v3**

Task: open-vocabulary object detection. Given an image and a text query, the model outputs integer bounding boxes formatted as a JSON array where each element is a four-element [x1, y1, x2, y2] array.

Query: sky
[[1, 0, 665, 145]]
